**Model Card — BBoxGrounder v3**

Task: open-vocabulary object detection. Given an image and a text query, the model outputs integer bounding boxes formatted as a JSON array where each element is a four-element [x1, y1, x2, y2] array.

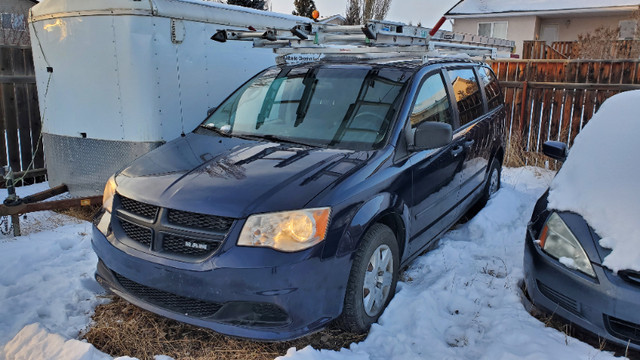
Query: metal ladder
[[211, 20, 514, 62]]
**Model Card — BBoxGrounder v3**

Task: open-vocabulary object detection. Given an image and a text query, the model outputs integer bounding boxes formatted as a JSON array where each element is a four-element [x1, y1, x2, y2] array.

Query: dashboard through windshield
[[201, 65, 409, 150]]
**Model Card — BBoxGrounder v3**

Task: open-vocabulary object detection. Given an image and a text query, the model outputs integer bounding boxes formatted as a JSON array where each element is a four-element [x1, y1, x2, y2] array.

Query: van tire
[[480, 158, 502, 205], [340, 223, 399, 333]]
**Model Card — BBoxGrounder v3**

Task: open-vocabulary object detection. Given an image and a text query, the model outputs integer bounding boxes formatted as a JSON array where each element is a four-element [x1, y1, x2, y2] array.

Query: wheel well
[[376, 212, 406, 258]]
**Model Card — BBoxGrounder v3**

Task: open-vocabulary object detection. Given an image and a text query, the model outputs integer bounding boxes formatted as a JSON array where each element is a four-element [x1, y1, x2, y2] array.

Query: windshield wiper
[[199, 124, 232, 137], [242, 134, 320, 148]]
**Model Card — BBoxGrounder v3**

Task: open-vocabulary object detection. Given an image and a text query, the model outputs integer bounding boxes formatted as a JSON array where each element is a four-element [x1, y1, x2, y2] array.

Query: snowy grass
[[0, 168, 628, 360]]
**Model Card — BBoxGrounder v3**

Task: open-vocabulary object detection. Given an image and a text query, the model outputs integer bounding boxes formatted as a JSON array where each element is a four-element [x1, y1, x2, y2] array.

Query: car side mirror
[[207, 107, 217, 117], [412, 122, 453, 151], [542, 141, 568, 162]]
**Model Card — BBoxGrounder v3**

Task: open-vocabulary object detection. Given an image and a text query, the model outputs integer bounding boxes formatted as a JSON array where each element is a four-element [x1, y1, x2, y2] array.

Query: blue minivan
[[92, 57, 505, 340]]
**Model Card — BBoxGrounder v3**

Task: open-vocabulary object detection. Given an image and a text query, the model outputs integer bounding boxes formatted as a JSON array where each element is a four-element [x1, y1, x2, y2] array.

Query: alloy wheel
[[362, 244, 394, 317]]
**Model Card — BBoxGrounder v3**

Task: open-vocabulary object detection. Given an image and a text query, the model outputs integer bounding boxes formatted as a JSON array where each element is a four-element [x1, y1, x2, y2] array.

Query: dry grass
[[55, 204, 101, 222], [504, 132, 556, 170], [83, 296, 366, 360]]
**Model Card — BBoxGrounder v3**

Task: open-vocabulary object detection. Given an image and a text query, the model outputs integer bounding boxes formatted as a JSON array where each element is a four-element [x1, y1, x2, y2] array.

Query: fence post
[[519, 80, 528, 132]]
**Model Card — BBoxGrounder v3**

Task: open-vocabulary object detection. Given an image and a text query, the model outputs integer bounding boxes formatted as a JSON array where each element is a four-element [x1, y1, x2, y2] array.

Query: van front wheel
[[340, 223, 399, 333]]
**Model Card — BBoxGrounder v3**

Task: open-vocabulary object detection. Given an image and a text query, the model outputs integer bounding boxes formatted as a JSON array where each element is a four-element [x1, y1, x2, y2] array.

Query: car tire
[[340, 223, 399, 333], [480, 158, 502, 204]]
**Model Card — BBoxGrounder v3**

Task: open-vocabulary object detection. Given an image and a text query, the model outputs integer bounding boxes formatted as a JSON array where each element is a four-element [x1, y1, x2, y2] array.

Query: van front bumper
[[92, 215, 351, 341]]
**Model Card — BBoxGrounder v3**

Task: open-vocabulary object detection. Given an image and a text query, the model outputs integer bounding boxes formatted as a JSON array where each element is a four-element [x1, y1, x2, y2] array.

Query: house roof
[[318, 14, 346, 23], [447, 0, 640, 18]]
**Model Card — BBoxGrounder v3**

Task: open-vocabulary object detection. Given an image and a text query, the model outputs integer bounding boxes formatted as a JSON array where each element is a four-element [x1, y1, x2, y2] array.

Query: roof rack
[[211, 20, 514, 65]]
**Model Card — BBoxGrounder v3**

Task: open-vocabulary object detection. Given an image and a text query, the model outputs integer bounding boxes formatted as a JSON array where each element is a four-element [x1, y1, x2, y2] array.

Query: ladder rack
[[211, 20, 514, 64]]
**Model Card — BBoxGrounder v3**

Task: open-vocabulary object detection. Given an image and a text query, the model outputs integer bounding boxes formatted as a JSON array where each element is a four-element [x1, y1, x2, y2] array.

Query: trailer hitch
[[1, 168, 103, 236]]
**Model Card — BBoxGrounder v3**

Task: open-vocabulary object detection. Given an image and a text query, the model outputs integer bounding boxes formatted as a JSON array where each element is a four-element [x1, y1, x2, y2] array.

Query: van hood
[[114, 132, 368, 218]]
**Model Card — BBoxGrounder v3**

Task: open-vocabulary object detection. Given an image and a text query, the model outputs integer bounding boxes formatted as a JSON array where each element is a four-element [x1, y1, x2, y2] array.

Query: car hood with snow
[[547, 90, 640, 273], [114, 132, 364, 218]]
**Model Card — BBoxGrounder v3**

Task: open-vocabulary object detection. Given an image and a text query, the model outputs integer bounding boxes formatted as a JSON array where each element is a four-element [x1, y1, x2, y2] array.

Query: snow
[[448, 0, 640, 15], [0, 169, 625, 360], [548, 90, 640, 273], [558, 257, 578, 270], [3, 324, 110, 360]]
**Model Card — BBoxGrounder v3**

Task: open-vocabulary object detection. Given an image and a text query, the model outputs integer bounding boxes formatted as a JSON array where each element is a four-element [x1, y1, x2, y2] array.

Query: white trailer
[[29, 0, 310, 196]]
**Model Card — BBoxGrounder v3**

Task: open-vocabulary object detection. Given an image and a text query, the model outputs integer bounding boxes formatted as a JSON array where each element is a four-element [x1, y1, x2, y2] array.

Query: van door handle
[[451, 146, 464, 157], [464, 139, 475, 148]]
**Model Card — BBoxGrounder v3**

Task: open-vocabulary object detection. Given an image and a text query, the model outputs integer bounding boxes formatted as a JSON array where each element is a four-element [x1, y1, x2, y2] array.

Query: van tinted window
[[478, 66, 502, 112], [447, 68, 484, 126], [410, 73, 452, 128]]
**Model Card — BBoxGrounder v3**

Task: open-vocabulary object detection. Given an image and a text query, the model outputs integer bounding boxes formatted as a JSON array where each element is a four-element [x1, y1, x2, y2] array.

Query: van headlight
[[102, 175, 117, 213], [538, 212, 596, 278], [238, 207, 331, 252]]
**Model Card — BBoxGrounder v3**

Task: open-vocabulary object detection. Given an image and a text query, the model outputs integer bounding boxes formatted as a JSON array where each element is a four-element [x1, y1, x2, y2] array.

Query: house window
[[619, 20, 637, 40], [478, 21, 508, 39], [1, 13, 26, 31]]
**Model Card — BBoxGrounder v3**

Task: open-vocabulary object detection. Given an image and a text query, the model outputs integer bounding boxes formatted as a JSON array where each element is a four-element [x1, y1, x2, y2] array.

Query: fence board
[[549, 89, 564, 141], [538, 87, 554, 150], [560, 89, 574, 144], [15, 84, 32, 170], [0, 85, 7, 167], [23, 49, 34, 77], [27, 83, 43, 169], [506, 61, 517, 82], [622, 62, 634, 84], [2, 83, 20, 172], [611, 62, 623, 84], [0, 48, 13, 75], [11, 48, 25, 77], [583, 89, 596, 125]]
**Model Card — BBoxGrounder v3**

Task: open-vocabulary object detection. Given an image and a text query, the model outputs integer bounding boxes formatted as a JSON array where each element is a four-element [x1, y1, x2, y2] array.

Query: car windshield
[[201, 65, 409, 150]]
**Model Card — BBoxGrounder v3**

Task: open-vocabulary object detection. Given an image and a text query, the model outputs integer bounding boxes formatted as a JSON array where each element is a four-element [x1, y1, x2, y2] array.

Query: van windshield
[[201, 65, 409, 150]]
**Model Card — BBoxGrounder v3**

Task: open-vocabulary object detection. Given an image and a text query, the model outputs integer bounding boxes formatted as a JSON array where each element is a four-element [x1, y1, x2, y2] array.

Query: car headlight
[[538, 212, 596, 278], [238, 207, 331, 252], [102, 175, 117, 213]]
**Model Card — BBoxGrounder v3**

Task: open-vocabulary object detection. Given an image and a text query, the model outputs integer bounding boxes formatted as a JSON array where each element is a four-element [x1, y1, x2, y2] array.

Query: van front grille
[[120, 220, 152, 247], [119, 195, 159, 219], [114, 195, 234, 261], [167, 209, 234, 233], [162, 234, 221, 256]]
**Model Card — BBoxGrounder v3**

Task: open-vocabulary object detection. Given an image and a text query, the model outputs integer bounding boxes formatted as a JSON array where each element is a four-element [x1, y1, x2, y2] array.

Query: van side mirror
[[412, 122, 453, 151], [542, 141, 568, 162]]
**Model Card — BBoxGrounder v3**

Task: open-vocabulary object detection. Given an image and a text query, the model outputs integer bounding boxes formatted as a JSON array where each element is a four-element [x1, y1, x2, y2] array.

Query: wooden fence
[[522, 41, 567, 60], [0, 45, 44, 185], [524, 40, 640, 60], [489, 59, 640, 166]]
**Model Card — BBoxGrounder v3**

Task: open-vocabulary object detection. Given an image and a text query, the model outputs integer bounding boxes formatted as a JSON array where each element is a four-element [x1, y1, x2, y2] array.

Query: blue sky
[[270, 0, 460, 29]]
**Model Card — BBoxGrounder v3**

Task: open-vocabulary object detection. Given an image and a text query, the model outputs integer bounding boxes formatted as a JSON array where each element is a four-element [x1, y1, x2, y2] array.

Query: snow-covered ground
[[0, 168, 625, 360]]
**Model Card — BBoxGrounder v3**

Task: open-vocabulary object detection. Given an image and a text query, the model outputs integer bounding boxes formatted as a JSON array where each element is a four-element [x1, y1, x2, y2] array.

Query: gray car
[[523, 141, 640, 352]]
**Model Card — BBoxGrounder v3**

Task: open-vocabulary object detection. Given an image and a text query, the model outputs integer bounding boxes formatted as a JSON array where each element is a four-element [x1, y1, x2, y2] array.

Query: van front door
[[408, 71, 464, 253]]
